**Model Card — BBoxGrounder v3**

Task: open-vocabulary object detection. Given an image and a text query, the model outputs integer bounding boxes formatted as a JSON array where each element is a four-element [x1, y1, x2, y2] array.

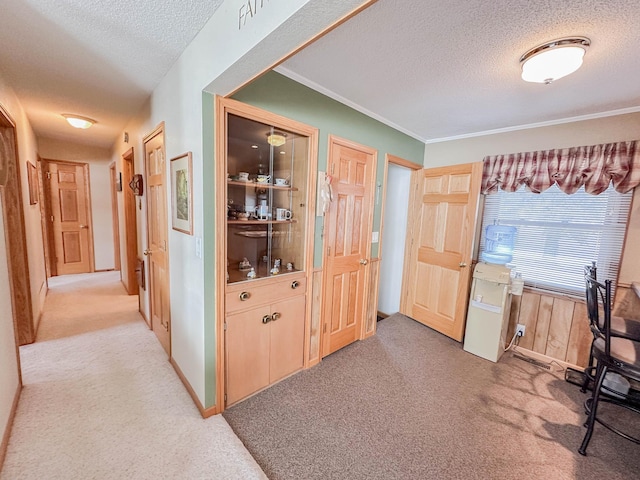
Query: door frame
[[42, 159, 95, 275], [121, 148, 138, 295], [319, 135, 377, 358], [109, 162, 121, 271], [0, 103, 35, 345], [377, 154, 422, 317]]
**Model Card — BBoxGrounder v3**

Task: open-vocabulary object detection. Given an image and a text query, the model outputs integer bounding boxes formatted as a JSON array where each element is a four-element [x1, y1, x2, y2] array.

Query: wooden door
[[270, 295, 305, 383], [48, 161, 93, 275], [225, 306, 271, 406], [322, 137, 376, 357], [401, 162, 482, 341], [122, 148, 138, 296], [143, 125, 170, 355]]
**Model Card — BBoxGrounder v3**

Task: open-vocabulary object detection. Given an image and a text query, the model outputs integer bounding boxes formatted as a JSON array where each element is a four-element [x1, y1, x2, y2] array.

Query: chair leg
[[579, 363, 607, 456], [581, 342, 595, 393]]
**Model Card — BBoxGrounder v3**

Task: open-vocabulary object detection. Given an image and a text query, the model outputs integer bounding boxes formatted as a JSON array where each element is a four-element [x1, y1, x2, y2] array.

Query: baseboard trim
[[0, 382, 22, 470], [376, 311, 389, 319], [512, 346, 580, 371], [94, 268, 115, 273], [170, 358, 218, 419]]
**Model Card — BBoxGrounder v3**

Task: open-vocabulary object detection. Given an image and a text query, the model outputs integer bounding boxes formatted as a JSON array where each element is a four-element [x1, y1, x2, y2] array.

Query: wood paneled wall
[[506, 290, 591, 368]]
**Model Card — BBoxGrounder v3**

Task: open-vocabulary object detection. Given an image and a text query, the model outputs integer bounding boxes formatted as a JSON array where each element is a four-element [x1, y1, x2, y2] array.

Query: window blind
[[479, 184, 632, 297]]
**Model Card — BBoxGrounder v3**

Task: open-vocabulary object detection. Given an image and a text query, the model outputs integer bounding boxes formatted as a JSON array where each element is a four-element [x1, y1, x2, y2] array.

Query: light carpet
[[223, 313, 640, 480], [1, 272, 266, 480]]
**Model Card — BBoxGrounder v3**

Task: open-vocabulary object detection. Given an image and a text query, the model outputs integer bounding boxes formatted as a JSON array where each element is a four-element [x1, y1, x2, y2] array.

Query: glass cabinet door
[[226, 113, 309, 284]]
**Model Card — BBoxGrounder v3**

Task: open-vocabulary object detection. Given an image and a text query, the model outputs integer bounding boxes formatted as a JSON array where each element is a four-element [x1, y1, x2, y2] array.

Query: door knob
[[143, 249, 152, 256], [459, 262, 467, 268], [79, 224, 88, 229], [359, 259, 369, 265]]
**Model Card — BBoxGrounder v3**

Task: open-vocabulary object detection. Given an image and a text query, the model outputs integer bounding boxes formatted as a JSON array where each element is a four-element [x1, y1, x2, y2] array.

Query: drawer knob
[[271, 312, 281, 321], [291, 280, 300, 289], [262, 315, 271, 324], [239, 291, 251, 301]]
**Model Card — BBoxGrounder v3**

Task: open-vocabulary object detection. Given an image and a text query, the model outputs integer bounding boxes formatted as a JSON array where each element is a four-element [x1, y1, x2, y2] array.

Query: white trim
[[425, 106, 640, 144], [275, 66, 426, 142]]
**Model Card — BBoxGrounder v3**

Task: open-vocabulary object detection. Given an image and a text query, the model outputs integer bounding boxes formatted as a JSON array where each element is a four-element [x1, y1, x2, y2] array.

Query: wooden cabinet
[[216, 97, 319, 409], [225, 290, 305, 406]]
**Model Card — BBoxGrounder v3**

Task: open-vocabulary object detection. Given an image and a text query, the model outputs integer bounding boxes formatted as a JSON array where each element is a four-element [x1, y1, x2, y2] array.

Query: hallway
[[1, 272, 265, 480]]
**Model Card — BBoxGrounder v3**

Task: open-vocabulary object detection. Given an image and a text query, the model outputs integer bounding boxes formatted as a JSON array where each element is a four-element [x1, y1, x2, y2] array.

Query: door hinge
[[46, 171, 51, 180], [224, 322, 227, 331], [326, 246, 331, 257], [224, 393, 227, 405], [50, 215, 54, 222], [330, 163, 335, 175], [323, 323, 327, 333]]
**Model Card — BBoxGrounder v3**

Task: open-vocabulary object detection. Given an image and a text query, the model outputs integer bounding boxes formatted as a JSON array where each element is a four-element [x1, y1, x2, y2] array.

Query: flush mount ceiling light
[[520, 37, 590, 84], [266, 131, 287, 147], [62, 114, 96, 129]]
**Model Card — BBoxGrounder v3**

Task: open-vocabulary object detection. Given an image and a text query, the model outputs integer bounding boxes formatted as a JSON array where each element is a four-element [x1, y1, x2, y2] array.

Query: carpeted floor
[[223, 313, 640, 480], [1, 272, 266, 480]]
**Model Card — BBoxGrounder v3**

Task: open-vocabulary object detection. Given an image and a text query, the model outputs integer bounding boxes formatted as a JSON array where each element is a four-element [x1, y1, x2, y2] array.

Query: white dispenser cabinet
[[463, 262, 512, 362]]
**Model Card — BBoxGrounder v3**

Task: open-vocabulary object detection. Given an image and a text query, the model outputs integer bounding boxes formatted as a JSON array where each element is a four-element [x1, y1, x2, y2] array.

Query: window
[[479, 184, 632, 296]]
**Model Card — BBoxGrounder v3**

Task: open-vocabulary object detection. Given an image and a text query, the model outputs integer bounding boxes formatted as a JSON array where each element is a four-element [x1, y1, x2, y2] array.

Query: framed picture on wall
[[170, 151, 193, 235], [27, 161, 38, 205]]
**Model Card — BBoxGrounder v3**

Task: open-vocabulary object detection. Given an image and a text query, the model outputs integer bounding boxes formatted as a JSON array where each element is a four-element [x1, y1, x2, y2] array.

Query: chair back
[[584, 264, 612, 356]]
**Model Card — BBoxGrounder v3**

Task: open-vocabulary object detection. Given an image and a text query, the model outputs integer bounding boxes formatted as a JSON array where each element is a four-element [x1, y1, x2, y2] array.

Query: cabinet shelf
[[227, 179, 298, 191], [228, 219, 297, 225]]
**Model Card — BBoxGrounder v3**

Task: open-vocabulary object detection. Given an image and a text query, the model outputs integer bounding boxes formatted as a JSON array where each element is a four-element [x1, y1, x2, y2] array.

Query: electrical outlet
[[516, 324, 526, 337]]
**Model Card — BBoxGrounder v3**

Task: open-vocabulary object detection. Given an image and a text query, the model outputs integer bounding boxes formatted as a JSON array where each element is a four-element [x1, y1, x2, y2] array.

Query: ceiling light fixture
[[520, 37, 590, 84], [266, 132, 287, 147], [62, 114, 96, 129]]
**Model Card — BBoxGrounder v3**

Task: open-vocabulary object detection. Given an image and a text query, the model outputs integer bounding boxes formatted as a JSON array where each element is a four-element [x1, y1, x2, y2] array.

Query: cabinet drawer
[[226, 276, 306, 313]]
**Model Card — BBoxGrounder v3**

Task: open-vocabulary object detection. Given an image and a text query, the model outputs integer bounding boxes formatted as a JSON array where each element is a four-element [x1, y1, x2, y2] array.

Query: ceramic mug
[[256, 174, 271, 183], [276, 208, 292, 221], [255, 205, 269, 220], [275, 178, 289, 186], [237, 171, 249, 182]]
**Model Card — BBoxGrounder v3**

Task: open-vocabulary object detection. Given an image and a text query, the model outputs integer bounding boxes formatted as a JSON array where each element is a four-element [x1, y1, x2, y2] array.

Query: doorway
[[378, 155, 422, 316], [43, 160, 95, 276], [0, 104, 34, 345], [109, 163, 121, 272], [143, 123, 171, 356], [321, 136, 376, 357], [121, 148, 138, 296]]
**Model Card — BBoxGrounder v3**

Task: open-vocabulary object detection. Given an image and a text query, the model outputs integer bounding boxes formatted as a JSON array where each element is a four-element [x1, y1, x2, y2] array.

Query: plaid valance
[[481, 140, 640, 195]]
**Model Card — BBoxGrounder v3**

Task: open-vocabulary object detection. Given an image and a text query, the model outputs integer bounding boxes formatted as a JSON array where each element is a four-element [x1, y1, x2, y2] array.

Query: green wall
[[232, 71, 425, 265]]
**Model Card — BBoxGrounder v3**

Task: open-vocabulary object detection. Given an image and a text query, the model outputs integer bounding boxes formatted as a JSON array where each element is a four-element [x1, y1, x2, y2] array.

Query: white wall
[[424, 112, 640, 286], [378, 164, 411, 315], [111, 0, 373, 407], [38, 138, 115, 271]]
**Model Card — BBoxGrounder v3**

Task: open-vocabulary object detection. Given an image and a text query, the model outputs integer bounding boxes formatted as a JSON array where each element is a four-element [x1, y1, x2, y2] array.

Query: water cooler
[[463, 263, 513, 362], [463, 224, 521, 362]]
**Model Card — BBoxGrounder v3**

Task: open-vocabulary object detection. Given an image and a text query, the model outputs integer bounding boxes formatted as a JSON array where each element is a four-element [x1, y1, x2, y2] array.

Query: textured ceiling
[[2, 1, 640, 149], [280, 0, 640, 142], [0, 0, 223, 148]]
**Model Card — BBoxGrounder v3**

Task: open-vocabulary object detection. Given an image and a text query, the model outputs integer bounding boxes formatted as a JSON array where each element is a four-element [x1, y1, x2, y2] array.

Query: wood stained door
[[401, 162, 482, 341], [321, 136, 376, 357], [144, 125, 170, 355], [48, 161, 93, 275]]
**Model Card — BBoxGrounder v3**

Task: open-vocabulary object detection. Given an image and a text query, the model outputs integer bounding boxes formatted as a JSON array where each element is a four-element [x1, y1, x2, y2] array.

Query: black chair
[[579, 269, 640, 455], [580, 263, 640, 393]]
